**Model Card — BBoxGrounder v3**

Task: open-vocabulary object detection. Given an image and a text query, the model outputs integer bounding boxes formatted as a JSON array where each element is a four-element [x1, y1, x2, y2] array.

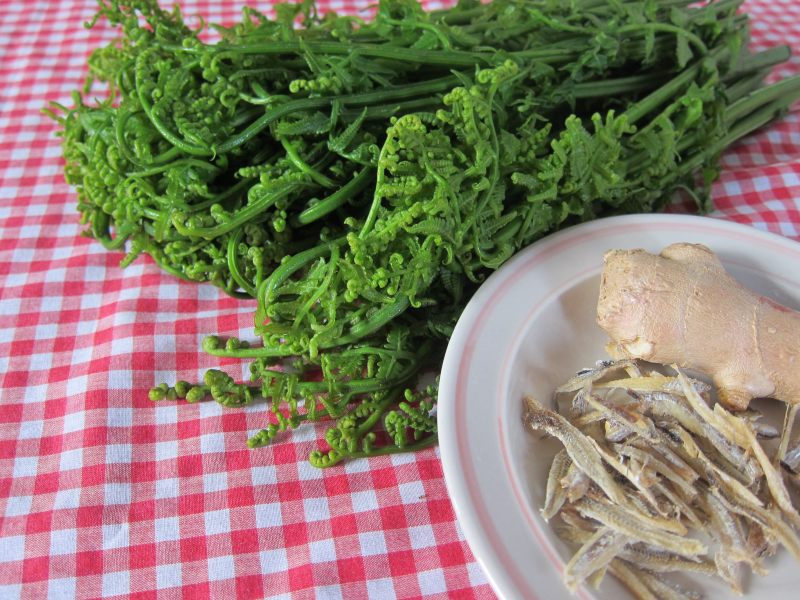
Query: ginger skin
[[596, 243, 800, 410]]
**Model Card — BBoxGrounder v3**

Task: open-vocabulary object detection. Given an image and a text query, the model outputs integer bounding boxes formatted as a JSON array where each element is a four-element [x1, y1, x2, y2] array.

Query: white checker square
[[417, 569, 446, 595], [204, 508, 230, 536], [155, 440, 178, 461], [408, 525, 436, 550], [155, 478, 179, 500], [389, 451, 416, 466], [79, 293, 102, 310], [316, 586, 343, 600], [104, 483, 131, 506], [358, 531, 387, 557], [65, 376, 88, 399], [12, 455, 37, 478], [110, 336, 133, 356], [202, 472, 227, 494], [33, 323, 58, 341], [102, 571, 130, 597], [296, 459, 324, 481], [259, 548, 288, 575], [367, 578, 396, 600], [107, 369, 133, 390], [105, 444, 131, 465], [5, 495, 32, 518], [17, 418, 44, 439], [62, 410, 85, 434], [155, 517, 180, 542], [70, 343, 93, 362], [254, 502, 282, 529], [343, 457, 371, 474], [106, 407, 133, 428], [83, 266, 107, 282], [59, 448, 83, 471], [1, 298, 21, 318], [28, 353, 53, 373], [467, 560, 488, 586], [154, 404, 178, 425], [350, 490, 379, 512], [102, 523, 130, 550], [207, 555, 235, 582], [53, 488, 80, 510], [309, 538, 335, 563], [200, 432, 225, 454], [47, 578, 76, 600], [250, 465, 277, 486], [50, 528, 77, 556], [43, 268, 66, 283], [0, 585, 21, 600], [23, 383, 48, 405], [156, 563, 182, 589], [398, 481, 425, 504], [0, 535, 25, 563], [303, 497, 330, 522]]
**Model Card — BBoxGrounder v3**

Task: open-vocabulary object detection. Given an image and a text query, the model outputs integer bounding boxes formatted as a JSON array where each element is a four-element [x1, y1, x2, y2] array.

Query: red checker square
[[129, 499, 155, 522], [224, 449, 250, 472], [130, 461, 156, 483], [179, 493, 206, 516], [131, 424, 156, 444], [181, 583, 211, 600], [331, 514, 357, 537], [47, 365, 71, 382], [2, 370, 27, 388], [388, 550, 417, 577], [76, 505, 104, 527], [336, 557, 365, 584], [178, 454, 203, 478], [129, 592, 158, 600], [75, 550, 104, 576], [129, 543, 157, 569], [277, 480, 302, 502], [287, 564, 314, 591], [323, 473, 349, 496], [82, 426, 108, 447], [81, 463, 105, 487], [43, 397, 67, 419], [226, 485, 255, 509], [25, 511, 52, 535], [437, 542, 467, 568], [235, 574, 264, 599], [272, 442, 297, 465], [177, 420, 201, 441], [380, 505, 408, 530], [426, 499, 455, 524], [371, 467, 398, 489], [38, 435, 62, 456], [21, 556, 49, 583], [230, 529, 259, 554], [180, 536, 208, 563], [282, 522, 308, 548], [0, 439, 17, 459]]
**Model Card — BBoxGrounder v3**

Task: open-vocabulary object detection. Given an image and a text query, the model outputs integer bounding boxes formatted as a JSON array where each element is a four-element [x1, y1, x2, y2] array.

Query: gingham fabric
[[1, 1, 798, 598]]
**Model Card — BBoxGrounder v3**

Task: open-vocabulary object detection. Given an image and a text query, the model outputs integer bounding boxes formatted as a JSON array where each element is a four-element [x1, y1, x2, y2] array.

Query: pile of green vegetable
[[49, 0, 800, 466]]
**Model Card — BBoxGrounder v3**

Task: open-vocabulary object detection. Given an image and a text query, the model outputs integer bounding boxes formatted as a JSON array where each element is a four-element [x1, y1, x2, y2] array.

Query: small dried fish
[[555, 359, 637, 394], [777, 404, 800, 465], [619, 545, 717, 576], [524, 396, 627, 505], [528, 359, 800, 598], [563, 527, 628, 591], [542, 449, 570, 521], [608, 560, 659, 600], [561, 462, 591, 504], [575, 498, 704, 557]]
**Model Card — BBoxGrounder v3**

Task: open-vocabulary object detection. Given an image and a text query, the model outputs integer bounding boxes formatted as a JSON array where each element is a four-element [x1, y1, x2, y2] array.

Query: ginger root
[[596, 243, 800, 410]]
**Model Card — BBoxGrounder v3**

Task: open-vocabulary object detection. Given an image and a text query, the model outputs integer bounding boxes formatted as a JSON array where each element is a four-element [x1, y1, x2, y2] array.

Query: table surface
[[1, 1, 799, 598]]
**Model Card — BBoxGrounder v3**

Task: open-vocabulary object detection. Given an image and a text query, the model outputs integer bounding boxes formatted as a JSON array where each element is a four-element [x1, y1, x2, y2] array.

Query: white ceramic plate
[[439, 214, 800, 600]]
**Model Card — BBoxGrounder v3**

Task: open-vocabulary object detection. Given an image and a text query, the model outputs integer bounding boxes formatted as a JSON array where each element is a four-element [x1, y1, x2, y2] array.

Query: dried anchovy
[[526, 358, 800, 597]]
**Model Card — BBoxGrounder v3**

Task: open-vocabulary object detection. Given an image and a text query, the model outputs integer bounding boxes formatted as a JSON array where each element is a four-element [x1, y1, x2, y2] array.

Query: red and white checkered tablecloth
[[1, 1, 799, 598]]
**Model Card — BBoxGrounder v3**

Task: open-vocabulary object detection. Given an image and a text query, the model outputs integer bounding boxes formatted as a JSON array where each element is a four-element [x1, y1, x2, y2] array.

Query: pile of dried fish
[[523, 359, 800, 599]]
